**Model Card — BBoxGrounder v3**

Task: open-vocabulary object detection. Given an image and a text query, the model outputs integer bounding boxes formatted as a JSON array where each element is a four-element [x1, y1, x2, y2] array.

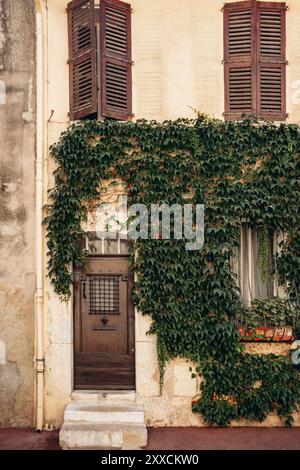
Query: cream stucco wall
[[43, 0, 300, 428], [46, 0, 300, 123]]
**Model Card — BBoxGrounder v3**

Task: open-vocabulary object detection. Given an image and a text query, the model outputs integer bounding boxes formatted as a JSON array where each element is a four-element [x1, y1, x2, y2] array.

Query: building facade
[[1, 0, 300, 447]]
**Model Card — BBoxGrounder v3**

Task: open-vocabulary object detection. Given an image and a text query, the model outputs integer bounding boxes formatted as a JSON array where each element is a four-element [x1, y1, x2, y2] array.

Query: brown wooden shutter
[[67, 0, 97, 120], [224, 1, 286, 121], [100, 0, 132, 120], [257, 2, 286, 121], [224, 1, 255, 120]]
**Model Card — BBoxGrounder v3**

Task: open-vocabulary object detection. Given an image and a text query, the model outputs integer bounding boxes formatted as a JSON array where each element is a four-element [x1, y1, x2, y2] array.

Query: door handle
[[82, 281, 87, 299]]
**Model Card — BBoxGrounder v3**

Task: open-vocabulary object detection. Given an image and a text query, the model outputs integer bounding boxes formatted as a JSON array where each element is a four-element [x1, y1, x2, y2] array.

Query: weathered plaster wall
[[0, 0, 35, 427], [44, 0, 300, 428]]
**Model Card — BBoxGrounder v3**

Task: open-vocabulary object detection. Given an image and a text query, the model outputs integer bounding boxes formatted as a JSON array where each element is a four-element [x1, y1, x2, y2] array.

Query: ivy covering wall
[[45, 115, 300, 426]]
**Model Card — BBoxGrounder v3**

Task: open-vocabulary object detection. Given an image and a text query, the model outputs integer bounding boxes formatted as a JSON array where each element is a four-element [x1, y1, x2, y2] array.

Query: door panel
[[74, 256, 135, 390]]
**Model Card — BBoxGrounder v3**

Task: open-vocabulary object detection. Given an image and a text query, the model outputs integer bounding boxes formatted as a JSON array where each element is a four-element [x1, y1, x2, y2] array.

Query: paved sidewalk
[[0, 427, 300, 450], [146, 427, 300, 450], [0, 429, 60, 450]]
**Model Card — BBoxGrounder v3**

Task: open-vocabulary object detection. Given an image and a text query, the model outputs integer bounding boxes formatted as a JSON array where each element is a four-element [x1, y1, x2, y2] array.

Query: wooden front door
[[74, 256, 135, 390]]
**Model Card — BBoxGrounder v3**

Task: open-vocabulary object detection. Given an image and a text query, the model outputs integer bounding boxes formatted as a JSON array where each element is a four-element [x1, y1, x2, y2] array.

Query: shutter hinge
[[48, 110, 54, 123], [286, 113, 289, 118], [36, 358, 45, 374], [130, 60, 134, 66], [285, 60, 289, 65], [285, 6, 289, 11]]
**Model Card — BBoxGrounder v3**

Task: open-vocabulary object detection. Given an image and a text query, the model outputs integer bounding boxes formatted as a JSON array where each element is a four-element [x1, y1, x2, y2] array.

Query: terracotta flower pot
[[238, 325, 294, 342]]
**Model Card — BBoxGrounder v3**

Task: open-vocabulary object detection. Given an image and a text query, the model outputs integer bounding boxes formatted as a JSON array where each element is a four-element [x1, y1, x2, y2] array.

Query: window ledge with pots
[[239, 325, 295, 342]]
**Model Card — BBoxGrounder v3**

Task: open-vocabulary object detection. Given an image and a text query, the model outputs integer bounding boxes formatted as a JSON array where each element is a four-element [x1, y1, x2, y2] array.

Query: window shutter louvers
[[67, 0, 97, 120], [100, 0, 132, 120], [224, 3, 253, 61], [224, 1, 255, 119], [257, 2, 286, 120], [224, 1, 286, 121]]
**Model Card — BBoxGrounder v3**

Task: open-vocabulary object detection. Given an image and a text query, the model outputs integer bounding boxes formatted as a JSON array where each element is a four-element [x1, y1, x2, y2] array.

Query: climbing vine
[[45, 115, 300, 426]]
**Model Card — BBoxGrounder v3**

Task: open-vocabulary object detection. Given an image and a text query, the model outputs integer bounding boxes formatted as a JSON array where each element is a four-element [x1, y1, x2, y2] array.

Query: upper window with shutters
[[67, 0, 132, 121], [224, 1, 287, 121]]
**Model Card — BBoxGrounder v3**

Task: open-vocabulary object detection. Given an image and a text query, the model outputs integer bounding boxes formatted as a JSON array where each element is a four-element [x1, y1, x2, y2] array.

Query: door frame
[[73, 254, 136, 390]]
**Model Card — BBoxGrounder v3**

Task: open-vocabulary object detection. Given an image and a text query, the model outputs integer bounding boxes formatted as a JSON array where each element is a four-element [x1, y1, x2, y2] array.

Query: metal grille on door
[[88, 275, 120, 315]]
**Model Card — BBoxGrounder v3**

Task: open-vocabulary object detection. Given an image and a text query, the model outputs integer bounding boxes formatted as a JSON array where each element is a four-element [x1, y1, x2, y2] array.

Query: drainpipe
[[35, 0, 46, 432]]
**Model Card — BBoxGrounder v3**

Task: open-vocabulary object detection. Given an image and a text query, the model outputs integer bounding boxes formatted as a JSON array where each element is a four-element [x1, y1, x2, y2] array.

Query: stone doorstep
[[60, 392, 147, 450], [59, 423, 147, 450], [64, 403, 145, 424], [71, 390, 137, 404]]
